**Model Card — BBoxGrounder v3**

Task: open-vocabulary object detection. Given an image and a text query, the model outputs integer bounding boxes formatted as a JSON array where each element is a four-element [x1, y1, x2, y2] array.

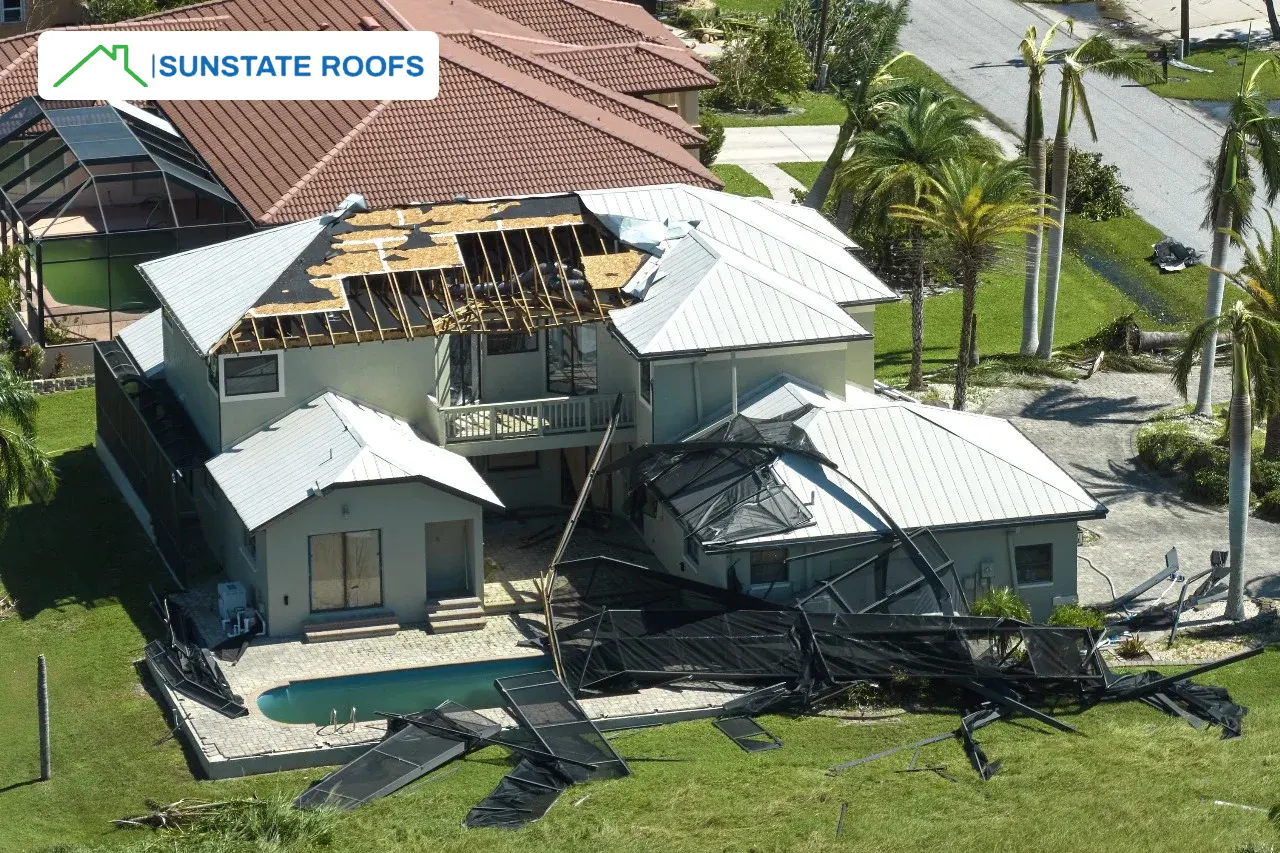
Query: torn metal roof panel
[[206, 391, 502, 531], [578, 185, 897, 306], [609, 230, 870, 357]]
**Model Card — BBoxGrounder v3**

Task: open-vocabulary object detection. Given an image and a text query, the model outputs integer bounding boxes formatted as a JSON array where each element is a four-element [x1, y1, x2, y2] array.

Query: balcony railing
[[431, 392, 636, 445]]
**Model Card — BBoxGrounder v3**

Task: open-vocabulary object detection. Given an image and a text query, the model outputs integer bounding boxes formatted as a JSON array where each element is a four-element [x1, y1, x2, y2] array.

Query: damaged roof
[[693, 378, 1107, 548], [579, 185, 897, 307], [207, 391, 502, 531], [609, 229, 871, 357]]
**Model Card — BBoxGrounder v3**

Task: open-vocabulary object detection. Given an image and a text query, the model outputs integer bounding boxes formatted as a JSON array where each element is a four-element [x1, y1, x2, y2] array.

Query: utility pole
[[37, 655, 51, 781], [1182, 0, 1190, 56]]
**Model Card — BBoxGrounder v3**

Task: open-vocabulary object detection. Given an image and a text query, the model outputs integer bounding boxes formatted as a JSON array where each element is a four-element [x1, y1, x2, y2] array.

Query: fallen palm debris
[[114, 798, 244, 830]]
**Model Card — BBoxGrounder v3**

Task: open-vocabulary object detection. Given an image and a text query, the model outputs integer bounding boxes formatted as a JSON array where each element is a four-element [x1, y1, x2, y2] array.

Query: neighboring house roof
[[579, 185, 898, 307], [747, 197, 859, 250], [699, 379, 1106, 549], [116, 310, 165, 377], [532, 42, 715, 94], [207, 391, 502, 531], [465, 0, 684, 47], [138, 214, 332, 355], [445, 31, 704, 147], [0, 0, 717, 224], [609, 230, 870, 357]]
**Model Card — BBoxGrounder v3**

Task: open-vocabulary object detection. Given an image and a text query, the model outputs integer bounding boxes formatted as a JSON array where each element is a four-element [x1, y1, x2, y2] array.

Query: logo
[[38, 31, 440, 101], [53, 44, 147, 89]]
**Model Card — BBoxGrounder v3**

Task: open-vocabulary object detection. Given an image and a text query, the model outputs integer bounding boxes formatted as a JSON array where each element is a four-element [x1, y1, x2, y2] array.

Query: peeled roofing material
[[207, 392, 502, 532], [579, 185, 897, 306], [695, 379, 1105, 547], [609, 230, 871, 357]]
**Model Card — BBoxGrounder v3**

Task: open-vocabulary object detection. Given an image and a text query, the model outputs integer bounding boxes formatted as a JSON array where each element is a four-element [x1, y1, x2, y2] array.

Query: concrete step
[[303, 620, 400, 644], [428, 616, 487, 634], [427, 595, 483, 612]]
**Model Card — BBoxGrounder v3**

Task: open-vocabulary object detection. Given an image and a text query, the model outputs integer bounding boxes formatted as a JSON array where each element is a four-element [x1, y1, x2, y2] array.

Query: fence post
[[37, 654, 51, 781]]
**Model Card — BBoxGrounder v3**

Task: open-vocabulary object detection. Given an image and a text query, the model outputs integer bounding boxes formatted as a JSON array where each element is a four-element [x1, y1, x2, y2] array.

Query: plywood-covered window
[[309, 529, 382, 612]]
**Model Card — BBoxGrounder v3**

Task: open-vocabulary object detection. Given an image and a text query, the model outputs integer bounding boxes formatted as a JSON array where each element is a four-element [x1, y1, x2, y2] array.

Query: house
[[96, 184, 1106, 639], [0, 0, 718, 356]]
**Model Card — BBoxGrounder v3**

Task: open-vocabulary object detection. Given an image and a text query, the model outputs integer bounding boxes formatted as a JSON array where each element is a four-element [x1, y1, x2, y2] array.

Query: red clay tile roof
[[445, 31, 702, 147], [466, 0, 670, 46], [534, 42, 714, 94], [0, 0, 718, 223]]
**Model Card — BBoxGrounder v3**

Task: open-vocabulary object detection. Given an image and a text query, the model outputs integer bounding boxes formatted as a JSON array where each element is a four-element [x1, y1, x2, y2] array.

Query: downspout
[[1005, 527, 1021, 595], [730, 352, 738, 415], [693, 359, 703, 422]]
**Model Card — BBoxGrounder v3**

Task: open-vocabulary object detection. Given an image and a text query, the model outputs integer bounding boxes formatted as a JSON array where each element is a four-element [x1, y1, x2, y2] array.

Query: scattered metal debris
[[712, 716, 783, 753]]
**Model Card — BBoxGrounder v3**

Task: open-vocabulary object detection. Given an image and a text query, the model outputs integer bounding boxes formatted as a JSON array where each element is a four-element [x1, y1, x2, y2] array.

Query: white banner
[[38, 31, 440, 101]]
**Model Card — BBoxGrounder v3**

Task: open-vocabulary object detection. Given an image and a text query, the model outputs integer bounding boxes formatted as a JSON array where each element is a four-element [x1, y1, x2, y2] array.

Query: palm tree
[[1017, 20, 1070, 357], [1225, 215, 1280, 458], [802, 0, 911, 212], [894, 159, 1050, 410], [836, 88, 985, 390], [1195, 57, 1280, 415], [0, 358, 55, 532], [1173, 301, 1280, 620], [1036, 34, 1154, 360]]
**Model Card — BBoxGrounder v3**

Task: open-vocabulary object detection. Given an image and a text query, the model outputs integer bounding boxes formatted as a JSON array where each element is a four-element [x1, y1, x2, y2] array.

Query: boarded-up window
[[309, 529, 383, 612]]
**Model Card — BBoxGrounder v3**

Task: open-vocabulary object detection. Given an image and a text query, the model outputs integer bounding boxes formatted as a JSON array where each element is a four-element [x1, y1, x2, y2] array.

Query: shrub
[[1115, 633, 1147, 658], [710, 20, 813, 113], [1258, 489, 1280, 522], [699, 109, 725, 166], [82, 0, 158, 23], [970, 587, 1031, 622], [1047, 603, 1105, 631], [1254, 458, 1280, 496], [1046, 148, 1130, 222], [1135, 426, 1199, 474], [11, 342, 42, 378], [1187, 466, 1230, 505]]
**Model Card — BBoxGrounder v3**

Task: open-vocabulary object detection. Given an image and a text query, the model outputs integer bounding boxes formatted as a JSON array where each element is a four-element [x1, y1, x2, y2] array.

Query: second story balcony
[[423, 392, 636, 455]]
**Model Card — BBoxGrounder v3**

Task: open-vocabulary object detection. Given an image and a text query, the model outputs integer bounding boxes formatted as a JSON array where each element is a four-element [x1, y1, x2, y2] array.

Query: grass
[[712, 90, 847, 127], [5, 393, 1280, 852], [1141, 42, 1280, 101], [715, 0, 780, 16], [777, 161, 823, 189], [711, 164, 772, 197]]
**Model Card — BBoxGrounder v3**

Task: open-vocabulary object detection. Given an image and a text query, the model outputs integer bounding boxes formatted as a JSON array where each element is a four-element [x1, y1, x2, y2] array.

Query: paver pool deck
[[157, 614, 741, 778]]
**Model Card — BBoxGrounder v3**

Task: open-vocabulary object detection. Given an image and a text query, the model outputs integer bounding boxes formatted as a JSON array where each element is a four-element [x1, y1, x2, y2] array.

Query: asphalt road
[[901, 0, 1255, 256]]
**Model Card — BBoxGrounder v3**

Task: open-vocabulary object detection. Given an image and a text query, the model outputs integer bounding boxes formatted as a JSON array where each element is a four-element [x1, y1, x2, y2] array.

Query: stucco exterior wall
[[161, 314, 220, 451], [218, 336, 439, 448], [259, 481, 484, 637], [846, 307, 875, 389]]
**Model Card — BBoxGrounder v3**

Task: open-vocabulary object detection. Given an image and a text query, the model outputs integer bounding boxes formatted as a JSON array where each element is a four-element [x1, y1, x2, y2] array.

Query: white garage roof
[[207, 391, 502, 531]]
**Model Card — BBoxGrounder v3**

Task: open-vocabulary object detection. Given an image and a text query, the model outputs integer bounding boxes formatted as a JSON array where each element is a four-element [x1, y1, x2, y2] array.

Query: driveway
[[983, 368, 1280, 606], [718, 125, 840, 165]]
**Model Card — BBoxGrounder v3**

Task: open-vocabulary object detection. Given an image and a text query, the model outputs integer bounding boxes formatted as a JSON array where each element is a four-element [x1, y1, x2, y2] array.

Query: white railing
[[435, 392, 635, 444]]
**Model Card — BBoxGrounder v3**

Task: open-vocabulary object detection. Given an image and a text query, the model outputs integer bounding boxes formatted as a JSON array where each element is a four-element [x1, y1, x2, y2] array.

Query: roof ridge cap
[[262, 100, 392, 223], [471, 29, 583, 48]]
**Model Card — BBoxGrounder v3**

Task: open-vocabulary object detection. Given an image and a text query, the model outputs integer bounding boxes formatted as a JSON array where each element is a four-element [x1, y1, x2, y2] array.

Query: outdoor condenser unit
[[217, 582, 248, 622]]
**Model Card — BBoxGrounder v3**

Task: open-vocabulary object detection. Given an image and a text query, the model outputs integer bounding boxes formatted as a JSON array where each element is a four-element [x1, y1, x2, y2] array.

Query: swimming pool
[[256, 655, 551, 725]]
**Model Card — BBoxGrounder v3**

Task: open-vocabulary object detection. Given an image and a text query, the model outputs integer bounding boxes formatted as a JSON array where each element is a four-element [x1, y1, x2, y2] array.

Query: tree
[[1036, 34, 1153, 360], [0, 359, 55, 534], [1225, 214, 1280, 459], [894, 159, 1049, 410], [1173, 301, 1280, 620], [1016, 21, 1070, 357], [836, 88, 985, 390], [709, 20, 813, 114], [82, 0, 157, 23], [794, 0, 911, 212], [1266, 0, 1280, 42], [1195, 57, 1280, 415]]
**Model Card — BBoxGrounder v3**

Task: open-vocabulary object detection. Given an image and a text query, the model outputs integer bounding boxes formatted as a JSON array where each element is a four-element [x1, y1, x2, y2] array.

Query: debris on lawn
[[0, 594, 14, 619], [712, 716, 783, 753], [114, 798, 248, 830]]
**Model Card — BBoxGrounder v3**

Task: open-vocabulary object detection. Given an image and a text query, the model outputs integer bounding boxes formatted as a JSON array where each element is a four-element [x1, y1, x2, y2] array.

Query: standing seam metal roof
[[206, 391, 502, 531]]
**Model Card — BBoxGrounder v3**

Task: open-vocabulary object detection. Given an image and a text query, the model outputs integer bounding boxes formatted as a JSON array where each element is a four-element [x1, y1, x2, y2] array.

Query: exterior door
[[425, 520, 471, 599], [308, 529, 383, 612]]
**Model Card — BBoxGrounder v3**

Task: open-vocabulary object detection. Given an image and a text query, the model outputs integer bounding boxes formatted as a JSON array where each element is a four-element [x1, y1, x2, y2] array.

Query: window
[[1, 0, 22, 23], [684, 536, 701, 566], [220, 353, 282, 399], [750, 548, 788, 586], [546, 326, 598, 395], [309, 529, 383, 612], [639, 360, 652, 405], [487, 333, 538, 355], [1015, 544, 1053, 585], [487, 451, 539, 471]]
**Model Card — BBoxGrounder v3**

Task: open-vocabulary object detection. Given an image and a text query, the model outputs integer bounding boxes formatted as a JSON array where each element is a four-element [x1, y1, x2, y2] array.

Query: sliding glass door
[[546, 326, 598, 395], [309, 529, 383, 612]]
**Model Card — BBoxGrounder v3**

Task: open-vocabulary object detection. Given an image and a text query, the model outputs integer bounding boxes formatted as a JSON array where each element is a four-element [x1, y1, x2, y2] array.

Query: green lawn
[[777, 161, 823, 188], [1141, 42, 1280, 101], [712, 164, 772, 197], [716, 0, 781, 16], [5, 402, 1280, 853], [712, 90, 848, 127]]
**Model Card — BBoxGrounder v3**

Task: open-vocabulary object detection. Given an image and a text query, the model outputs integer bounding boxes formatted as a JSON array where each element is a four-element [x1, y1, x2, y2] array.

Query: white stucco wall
[[258, 481, 485, 637], [161, 314, 220, 451]]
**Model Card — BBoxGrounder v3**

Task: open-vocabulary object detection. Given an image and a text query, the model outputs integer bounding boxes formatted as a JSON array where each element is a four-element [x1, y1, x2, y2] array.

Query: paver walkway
[[983, 367, 1280, 605]]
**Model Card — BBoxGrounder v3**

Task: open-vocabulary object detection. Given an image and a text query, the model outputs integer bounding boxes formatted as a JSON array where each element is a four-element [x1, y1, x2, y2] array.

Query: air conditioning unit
[[217, 581, 248, 622]]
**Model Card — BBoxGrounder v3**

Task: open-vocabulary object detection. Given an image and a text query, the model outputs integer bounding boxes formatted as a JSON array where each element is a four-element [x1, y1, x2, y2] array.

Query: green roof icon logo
[[53, 44, 147, 88]]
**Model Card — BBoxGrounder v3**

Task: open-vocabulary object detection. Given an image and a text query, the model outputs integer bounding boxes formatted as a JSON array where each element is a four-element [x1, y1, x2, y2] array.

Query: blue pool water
[[256, 655, 551, 725]]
